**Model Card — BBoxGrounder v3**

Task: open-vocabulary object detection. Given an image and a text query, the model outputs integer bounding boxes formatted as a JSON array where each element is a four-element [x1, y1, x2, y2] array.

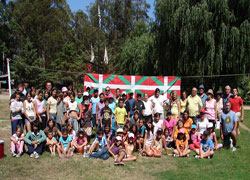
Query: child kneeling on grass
[[195, 130, 214, 159], [85, 129, 110, 160], [57, 128, 72, 158], [72, 130, 87, 154], [24, 122, 46, 159], [10, 125, 24, 157], [45, 130, 58, 156], [173, 128, 190, 158]]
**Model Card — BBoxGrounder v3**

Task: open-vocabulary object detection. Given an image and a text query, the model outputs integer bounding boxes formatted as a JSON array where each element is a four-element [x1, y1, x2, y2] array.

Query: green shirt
[[24, 130, 46, 145]]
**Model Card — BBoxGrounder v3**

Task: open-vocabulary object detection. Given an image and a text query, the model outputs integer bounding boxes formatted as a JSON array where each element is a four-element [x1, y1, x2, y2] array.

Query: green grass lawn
[[0, 98, 250, 180], [242, 110, 250, 129]]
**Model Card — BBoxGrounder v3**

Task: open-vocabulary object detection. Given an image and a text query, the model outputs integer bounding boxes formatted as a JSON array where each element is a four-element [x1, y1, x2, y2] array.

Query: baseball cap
[[128, 133, 134, 138], [191, 124, 197, 129], [200, 108, 205, 114], [83, 92, 89, 96], [207, 89, 214, 95], [94, 88, 98, 92], [203, 130, 210, 137], [128, 90, 133, 94], [122, 91, 126, 96], [178, 128, 185, 134], [117, 128, 123, 133], [62, 87, 68, 92], [134, 110, 139, 115], [208, 123, 213, 128], [116, 136, 122, 141], [199, 85, 205, 89]]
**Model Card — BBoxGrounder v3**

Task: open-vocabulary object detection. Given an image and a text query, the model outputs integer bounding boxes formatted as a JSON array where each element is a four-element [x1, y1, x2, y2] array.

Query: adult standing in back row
[[186, 87, 202, 124], [198, 85, 208, 106], [127, 90, 136, 120], [133, 93, 145, 119], [204, 89, 217, 128]]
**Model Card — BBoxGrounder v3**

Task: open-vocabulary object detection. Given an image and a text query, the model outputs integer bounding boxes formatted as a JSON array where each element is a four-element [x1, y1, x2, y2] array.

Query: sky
[[67, 0, 155, 19]]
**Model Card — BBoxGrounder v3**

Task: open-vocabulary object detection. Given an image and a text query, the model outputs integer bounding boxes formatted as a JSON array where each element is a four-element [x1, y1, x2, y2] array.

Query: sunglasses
[[105, 89, 110, 92]]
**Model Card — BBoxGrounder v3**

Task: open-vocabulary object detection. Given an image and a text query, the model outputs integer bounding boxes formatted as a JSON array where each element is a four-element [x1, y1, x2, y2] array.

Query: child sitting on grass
[[195, 130, 214, 159], [173, 128, 190, 158], [72, 130, 87, 154], [103, 125, 112, 147], [108, 136, 126, 166], [124, 133, 137, 161], [143, 120, 154, 156], [150, 129, 169, 157], [10, 125, 24, 157], [138, 119, 146, 154], [57, 128, 72, 158], [189, 124, 201, 150], [45, 131, 58, 156], [163, 128, 173, 148], [207, 123, 223, 150]]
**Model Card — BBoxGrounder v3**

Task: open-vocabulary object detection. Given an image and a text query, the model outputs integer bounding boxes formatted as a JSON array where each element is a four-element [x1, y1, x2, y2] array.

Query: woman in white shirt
[[68, 93, 81, 133], [143, 92, 153, 120], [23, 92, 36, 132], [197, 109, 209, 134]]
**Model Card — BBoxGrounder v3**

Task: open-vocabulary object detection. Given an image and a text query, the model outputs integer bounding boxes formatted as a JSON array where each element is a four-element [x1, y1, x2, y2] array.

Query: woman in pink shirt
[[204, 89, 217, 128], [162, 111, 177, 138]]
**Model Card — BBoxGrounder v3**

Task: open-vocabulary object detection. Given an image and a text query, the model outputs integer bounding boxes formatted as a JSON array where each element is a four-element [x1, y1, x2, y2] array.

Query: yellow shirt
[[114, 107, 127, 124], [187, 95, 202, 117], [180, 99, 187, 113]]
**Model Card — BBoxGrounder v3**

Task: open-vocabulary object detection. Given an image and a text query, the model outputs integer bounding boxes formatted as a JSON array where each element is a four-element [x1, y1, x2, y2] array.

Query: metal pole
[[97, 0, 101, 74], [7, 58, 11, 97]]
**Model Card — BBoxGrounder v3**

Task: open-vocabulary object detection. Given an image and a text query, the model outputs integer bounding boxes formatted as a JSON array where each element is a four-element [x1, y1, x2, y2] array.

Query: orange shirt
[[183, 118, 193, 132], [176, 139, 188, 152], [173, 128, 189, 138]]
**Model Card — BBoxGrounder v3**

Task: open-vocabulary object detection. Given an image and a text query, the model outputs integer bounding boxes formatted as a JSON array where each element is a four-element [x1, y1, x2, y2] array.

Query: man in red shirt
[[229, 88, 244, 135]]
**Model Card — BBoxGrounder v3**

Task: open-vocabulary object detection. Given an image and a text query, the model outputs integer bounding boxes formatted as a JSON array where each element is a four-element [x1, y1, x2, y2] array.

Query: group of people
[[9, 81, 244, 165]]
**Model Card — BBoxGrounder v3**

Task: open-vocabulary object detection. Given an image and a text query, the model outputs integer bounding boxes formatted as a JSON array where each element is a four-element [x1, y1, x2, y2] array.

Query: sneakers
[[232, 146, 237, 152], [118, 161, 124, 166], [114, 160, 119, 166], [16, 153, 22, 158], [59, 154, 64, 158], [30, 152, 35, 158], [83, 154, 90, 158], [11, 152, 17, 157], [195, 155, 200, 159], [114, 161, 124, 166], [173, 154, 179, 158], [34, 152, 39, 159], [186, 154, 189, 157], [207, 156, 210, 159]]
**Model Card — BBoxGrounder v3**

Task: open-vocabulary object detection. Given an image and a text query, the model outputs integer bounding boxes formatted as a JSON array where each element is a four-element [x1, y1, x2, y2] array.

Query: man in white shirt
[[143, 92, 153, 122]]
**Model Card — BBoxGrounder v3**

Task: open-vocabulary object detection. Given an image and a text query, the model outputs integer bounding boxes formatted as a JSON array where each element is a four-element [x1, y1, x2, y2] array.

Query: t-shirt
[[197, 118, 209, 134], [47, 96, 57, 114], [153, 120, 163, 136], [129, 118, 139, 128], [175, 139, 188, 152], [229, 97, 243, 113], [100, 106, 112, 125], [149, 95, 167, 115], [187, 95, 202, 117], [110, 144, 120, 155], [190, 132, 201, 144], [220, 111, 237, 135], [114, 107, 127, 124], [200, 138, 214, 152], [74, 136, 86, 146], [82, 109, 92, 128], [93, 136, 107, 150], [143, 100, 152, 116], [59, 136, 72, 148], [205, 99, 216, 120], [75, 96, 83, 112], [90, 97, 100, 114], [132, 100, 145, 118], [128, 98, 136, 116], [182, 118, 193, 132], [173, 128, 189, 138], [124, 100, 131, 114], [163, 118, 176, 135], [222, 93, 233, 111], [138, 125, 146, 137]]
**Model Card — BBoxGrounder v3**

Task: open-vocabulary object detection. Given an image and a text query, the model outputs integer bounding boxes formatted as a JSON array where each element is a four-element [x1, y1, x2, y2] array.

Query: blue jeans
[[89, 147, 110, 160], [92, 114, 96, 128], [27, 143, 44, 155], [49, 114, 56, 122], [69, 117, 78, 132], [11, 119, 23, 135], [111, 117, 116, 136]]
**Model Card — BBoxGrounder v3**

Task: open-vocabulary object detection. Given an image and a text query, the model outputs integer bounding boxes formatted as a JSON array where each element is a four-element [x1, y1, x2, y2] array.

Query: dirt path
[[239, 123, 250, 132]]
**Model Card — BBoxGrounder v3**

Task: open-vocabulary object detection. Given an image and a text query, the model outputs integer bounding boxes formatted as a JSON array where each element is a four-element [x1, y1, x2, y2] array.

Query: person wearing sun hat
[[198, 84, 208, 106], [204, 89, 217, 128]]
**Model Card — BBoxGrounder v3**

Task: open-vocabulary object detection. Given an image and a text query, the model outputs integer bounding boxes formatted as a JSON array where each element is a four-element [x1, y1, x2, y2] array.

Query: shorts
[[25, 116, 34, 124], [235, 112, 241, 121], [84, 127, 92, 136], [63, 147, 67, 152], [223, 133, 232, 147], [119, 149, 127, 158]]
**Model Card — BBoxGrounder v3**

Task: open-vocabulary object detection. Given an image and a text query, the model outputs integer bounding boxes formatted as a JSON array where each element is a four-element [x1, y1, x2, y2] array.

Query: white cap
[[128, 133, 134, 138], [62, 87, 68, 92], [83, 92, 89, 96], [116, 136, 122, 141], [116, 128, 123, 133], [208, 123, 213, 128], [122, 91, 126, 95]]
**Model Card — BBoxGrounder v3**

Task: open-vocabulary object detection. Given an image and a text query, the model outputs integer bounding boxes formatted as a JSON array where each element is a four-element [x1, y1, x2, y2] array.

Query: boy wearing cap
[[114, 99, 128, 129], [100, 99, 112, 129], [132, 93, 145, 119], [195, 130, 214, 159]]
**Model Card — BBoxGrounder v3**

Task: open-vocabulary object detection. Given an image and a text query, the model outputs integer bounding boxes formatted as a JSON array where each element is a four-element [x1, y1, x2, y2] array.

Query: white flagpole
[[91, 44, 95, 62], [6, 58, 11, 97], [104, 46, 108, 64]]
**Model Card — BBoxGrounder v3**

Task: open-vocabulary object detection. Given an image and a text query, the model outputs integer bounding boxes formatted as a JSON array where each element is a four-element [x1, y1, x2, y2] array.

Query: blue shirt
[[109, 102, 116, 118], [90, 97, 100, 114], [75, 96, 83, 112], [220, 110, 237, 135], [128, 98, 136, 116], [200, 138, 214, 152], [199, 94, 208, 105], [222, 93, 233, 111], [59, 136, 72, 148], [93, 136, 107, 149]]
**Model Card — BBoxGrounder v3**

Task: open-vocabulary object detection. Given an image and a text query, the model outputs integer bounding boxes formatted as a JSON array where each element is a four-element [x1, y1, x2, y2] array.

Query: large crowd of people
[[9, 81, 244, 165]]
